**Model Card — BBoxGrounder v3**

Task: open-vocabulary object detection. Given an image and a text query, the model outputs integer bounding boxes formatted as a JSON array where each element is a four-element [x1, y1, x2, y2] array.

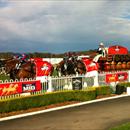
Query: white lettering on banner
[[41, 65, 49, 70], [23, 84, 36, 91]]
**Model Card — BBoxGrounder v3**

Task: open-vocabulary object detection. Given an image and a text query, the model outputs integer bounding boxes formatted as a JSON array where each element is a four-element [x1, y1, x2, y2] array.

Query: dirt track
[[0, 96, 130, 130]]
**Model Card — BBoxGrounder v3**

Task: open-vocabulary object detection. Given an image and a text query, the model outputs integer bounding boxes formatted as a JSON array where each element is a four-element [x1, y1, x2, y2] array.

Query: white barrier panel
[[0, 70, 130, 100], [42, 58, 63, 64], [36, 76, 48, 82], [127, 87, 130, 95], [128, 71, 130, 82], [85, 70, 99, 87]]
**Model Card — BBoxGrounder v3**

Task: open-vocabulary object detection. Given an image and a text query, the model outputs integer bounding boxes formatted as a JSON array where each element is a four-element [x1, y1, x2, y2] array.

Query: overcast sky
[[0, 0, 130, 53]]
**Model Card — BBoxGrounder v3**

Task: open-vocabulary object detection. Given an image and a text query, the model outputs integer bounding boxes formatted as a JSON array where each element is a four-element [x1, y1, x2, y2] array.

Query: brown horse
[[4, 59, 36, 80], [13, 61, 36, 80], [4, 58, 19, 75]]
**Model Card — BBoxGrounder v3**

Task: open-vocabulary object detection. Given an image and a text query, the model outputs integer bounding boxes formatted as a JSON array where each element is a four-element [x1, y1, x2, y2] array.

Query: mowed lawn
[[0, 69, 58, 82], [0, 74, 10, 82], [110, 122, 130, 130]]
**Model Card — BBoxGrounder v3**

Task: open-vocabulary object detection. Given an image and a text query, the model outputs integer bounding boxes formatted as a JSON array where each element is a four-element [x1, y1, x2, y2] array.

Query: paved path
[[0, 96, 130, 130]]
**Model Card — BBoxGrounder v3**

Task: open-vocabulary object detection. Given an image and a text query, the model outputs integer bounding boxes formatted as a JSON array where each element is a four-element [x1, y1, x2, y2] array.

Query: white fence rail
[[0, 67, 5, 74], [0, 71, 130, 100]]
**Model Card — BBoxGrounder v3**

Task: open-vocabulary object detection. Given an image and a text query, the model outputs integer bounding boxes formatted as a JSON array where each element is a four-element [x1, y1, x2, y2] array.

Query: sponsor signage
[[35, 60, 52, 76], [106, 72, 128, 83], [22, 82, 36, 93], [72, 77, 82, 90], [0, 83, 22, 96], [0, 80, 41, 96], [82, 58, 98, 72], [108, 45, 128, 55]]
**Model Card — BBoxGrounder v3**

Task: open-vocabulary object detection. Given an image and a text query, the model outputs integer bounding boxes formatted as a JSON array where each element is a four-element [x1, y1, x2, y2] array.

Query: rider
[[13, 54, 20, 60], [21, 53, 27, 64], [15, 53, 28, 70]]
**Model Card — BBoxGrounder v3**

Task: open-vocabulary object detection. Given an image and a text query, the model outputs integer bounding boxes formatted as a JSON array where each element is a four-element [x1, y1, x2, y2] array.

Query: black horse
[[56, 56, 86, 76]]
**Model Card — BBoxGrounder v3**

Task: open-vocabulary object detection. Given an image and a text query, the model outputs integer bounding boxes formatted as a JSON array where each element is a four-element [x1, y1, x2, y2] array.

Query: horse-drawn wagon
[[97, 45, 130, 72], [56, 44, 130, 77]]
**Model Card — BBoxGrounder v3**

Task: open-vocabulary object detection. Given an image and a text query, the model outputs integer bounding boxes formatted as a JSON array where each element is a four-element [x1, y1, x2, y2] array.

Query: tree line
[[0, 50, 96, 59]]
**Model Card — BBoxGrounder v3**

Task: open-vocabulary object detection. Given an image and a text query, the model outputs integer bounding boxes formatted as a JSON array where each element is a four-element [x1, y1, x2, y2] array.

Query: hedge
[[95, 86, 111, 96], [117, 82, 130, 88], [0, 86, 111, 114], [0, 90, 96, 113], [115, 82, 130, 94]]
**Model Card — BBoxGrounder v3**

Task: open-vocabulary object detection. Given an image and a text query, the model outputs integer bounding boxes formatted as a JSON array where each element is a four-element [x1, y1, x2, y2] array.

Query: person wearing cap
[[15, 53, 28, 70], [93, 42, 106, 62], [97, 42, 106, 57], [21, 53, 27, 61]]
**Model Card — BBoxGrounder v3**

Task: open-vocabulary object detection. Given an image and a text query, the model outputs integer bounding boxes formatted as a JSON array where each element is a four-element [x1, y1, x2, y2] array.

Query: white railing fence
[[0, 67, 6, 74], [0, 70, 130, 100]]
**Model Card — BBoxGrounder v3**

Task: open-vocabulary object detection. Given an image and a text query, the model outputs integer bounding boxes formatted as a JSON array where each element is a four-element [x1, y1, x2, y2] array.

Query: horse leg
[[10, 69, 17, 80]]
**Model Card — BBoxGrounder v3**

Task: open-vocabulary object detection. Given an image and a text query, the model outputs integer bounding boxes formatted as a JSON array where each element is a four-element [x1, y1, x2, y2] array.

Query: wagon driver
[[93, 42, 107, 62]]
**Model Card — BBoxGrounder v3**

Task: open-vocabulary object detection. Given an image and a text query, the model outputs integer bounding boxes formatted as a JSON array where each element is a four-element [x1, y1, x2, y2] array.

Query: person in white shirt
[[93, 42, 106, 62]]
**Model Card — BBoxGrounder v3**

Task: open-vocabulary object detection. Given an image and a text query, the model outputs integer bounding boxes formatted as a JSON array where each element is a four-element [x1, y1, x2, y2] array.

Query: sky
[[0, 0, 130, 53]]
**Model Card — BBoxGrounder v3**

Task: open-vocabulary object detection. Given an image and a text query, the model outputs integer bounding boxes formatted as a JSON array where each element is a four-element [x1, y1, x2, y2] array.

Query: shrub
[[95, 86, 111, 96], [0, 90, 96, 113], [117, 82, 130, 87], [115, 82, 130, 94]]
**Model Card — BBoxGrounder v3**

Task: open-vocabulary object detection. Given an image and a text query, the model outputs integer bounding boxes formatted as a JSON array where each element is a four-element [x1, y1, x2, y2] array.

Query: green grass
[[0, 90, 96, 113], [0, 74, 10, 82], [0, 69, 58, 81], [110, 122, 130, 130], [52, 69, 59, 76]]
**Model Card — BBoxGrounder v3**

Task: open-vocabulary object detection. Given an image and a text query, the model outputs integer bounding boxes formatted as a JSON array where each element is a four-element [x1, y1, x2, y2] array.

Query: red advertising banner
[[108, 45, 128, 55], [0, 80, 41, 96], [82, 58, 98, 72], [106, 72, 128, 83], [35, 60, 53, 76]]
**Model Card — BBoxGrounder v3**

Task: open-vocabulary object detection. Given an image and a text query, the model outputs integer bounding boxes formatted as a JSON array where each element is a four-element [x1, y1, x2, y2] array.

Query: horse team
[[0, 55, 96, 80]]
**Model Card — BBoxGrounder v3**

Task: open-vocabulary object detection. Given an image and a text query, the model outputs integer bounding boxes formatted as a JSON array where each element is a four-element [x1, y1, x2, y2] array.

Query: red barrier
[[82, 58, 98, 72], [106, 72, 128, 83], [32, 58, 53, 77], [0, 80, 41, 96]]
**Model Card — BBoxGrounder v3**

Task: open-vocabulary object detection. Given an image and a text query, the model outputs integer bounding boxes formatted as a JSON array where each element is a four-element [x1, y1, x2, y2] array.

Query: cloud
[[0, 1, 130, 53]]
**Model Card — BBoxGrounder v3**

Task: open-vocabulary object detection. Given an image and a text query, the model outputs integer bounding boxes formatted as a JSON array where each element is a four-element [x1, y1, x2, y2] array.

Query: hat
[[22, 53, 26, 56], [99, 42, 104, 46]]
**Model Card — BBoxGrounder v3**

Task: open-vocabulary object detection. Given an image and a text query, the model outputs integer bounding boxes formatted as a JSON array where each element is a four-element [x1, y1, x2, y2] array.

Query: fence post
[[68, 81, 73, 90], [93, 71, 99, 87], [47, 76, 53, 92], [83, 81, 88, 88]]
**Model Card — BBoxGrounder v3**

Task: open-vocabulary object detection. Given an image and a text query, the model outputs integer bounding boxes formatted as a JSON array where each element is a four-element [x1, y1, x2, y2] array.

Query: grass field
[[110, 122, 130, 130], [0, 69, 58, 82], [0, 74, 10, 82]]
